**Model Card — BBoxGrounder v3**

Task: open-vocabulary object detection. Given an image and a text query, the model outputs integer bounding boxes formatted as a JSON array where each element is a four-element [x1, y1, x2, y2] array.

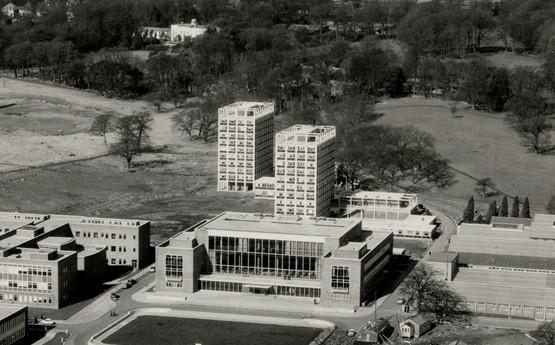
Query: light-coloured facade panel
[[274, 125, 336, 217], [218, 102, 274, 192]]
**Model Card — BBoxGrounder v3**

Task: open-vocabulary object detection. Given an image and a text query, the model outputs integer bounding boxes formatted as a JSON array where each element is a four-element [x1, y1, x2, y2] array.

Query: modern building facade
[[0, 212, 150, 309], [217, 102, 275, 192], [155, 212, 392, 309], [253, 176, 276, 200], [0, 305, 27, 345], [340, 192, 437, 239], [274, 125, 336, 217]]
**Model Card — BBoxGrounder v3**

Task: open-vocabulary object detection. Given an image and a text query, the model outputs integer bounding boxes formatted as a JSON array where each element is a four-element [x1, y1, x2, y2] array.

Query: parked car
[[122, 281, 132, 289], [347, 329, 356, 337], [111, 293, 120, 301], [149, 267, 156, 273], [39, 318, 55, 325], [127, 279, 137, 285], [397, 297, 406, 305]]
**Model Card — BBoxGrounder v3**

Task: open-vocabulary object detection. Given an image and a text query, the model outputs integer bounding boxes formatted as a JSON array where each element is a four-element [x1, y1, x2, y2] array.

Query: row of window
[[0, 293, 52, 304], [0, 264, 52, 276], [110, 246, 136, 253], [0, 314, 25, 345], [208, 237, 324, 257], [198, 280, 322, 298], [75, 231, 136, 240]]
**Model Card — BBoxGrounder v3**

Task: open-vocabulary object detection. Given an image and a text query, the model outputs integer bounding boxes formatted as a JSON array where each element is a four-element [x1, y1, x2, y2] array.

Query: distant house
[[2, 3, 20, 17], [170, 19, 207, 41], [400, 315, 432, 339]]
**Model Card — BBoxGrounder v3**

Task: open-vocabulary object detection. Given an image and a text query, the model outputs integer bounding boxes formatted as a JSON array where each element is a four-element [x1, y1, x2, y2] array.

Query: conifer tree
[[485, 200, 497, 224], [510, 196, 520, 217], [520, 197, 531, 218], [463, 196, 475, 223], [499, 195, 509, 217]]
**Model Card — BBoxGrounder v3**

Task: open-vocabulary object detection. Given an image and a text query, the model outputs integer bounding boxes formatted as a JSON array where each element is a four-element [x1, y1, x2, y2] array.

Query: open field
[[104, 316, 322, 345], [0, 78, 272, 242], [0, 78, 552, 239], [376, 97, 555, 213]]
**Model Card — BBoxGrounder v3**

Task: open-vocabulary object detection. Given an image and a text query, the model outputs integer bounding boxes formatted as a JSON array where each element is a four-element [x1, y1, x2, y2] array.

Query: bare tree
[[132, 111, 153, 152], [112, 116, 139, 168], [536, 321, 555, 345], [90, 112, 115, 144]]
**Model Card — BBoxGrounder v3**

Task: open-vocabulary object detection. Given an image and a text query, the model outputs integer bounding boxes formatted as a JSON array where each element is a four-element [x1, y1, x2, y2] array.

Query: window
[[331, 266, 350, 292], [165, 255, 183, 280], [111, 246, 116, 252], [93, 232, 98, 238], [111, 258, 116, 264], [111, 233, 116, 239], [75, 231, 80, 237]]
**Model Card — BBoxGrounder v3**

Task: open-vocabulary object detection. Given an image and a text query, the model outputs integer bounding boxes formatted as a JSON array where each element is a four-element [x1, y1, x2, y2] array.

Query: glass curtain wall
[[208, 236, 324, 279]]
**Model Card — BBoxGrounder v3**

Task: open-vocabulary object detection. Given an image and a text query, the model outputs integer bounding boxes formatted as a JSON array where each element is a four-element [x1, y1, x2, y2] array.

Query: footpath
[[132, 281, 387, 318]]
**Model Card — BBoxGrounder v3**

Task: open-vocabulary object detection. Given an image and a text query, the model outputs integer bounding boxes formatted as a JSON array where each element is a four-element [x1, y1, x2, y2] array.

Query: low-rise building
[[0, 304, 27, 345], [170, 19, 207, 41], [340, 192, 438, 239], [0, 212, 150, 309], [400, 315, 432, 339], [140, 27, 171, 41], [428, 252, 459, 281], [443, 214, 555, 320], [155, 212, 392, 310]]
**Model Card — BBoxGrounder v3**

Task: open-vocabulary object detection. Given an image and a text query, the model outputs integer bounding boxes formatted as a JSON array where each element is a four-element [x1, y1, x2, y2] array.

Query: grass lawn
[[376, 97, 555, 214], [104, 316, 322, 345]]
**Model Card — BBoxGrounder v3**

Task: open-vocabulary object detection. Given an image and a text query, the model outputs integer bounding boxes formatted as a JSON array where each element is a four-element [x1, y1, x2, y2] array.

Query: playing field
[[104, 316, 322, 345], [376, 97, 555, 213]]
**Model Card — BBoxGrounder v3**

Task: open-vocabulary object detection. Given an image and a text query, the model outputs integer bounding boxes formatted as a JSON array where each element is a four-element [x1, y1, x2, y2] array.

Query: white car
[[347, 329, 356, 337], [397, 297, 406, 305], [40, 318, 55, 325]]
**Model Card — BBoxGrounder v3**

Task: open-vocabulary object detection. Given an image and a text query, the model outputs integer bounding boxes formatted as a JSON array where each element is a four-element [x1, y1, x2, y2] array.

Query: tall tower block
[[217, 102, 274, 192], [274, 125, 336, 216]]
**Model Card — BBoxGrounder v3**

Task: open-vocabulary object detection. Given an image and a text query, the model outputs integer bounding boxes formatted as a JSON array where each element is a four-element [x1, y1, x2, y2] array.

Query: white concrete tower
[[217, 102, 274, 192], [274, 125, 336, 216]]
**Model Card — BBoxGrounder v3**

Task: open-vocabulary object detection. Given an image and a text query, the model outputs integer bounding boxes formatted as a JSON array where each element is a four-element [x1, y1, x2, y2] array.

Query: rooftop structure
[[156, 212, 392, 310], [275, 125, 336, 217], [217, 102, 274, 192], [275, 125, 336, 145]]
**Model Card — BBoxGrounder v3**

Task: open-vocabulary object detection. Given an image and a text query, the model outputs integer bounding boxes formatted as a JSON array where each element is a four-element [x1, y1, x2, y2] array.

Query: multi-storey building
[[217, 102, 274, 192], [0, 305, 27, 345], [274, 125, 336, 217], [0, 212, 151, 309], [155, 212, 392, 310]]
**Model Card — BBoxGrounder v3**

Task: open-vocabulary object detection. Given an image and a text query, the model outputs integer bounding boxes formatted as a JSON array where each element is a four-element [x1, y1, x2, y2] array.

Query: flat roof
[[37, 237, 74, 246], [449, 269, 555, 307], [458, 252, 555, 270], [429, 252, 458, 263], [337, 242, 366, 252], [360, 216, 436, 231], [348, 192, 417, 201], [451, 225, 555, 258], [0, 304, 26, 320], [254, 176, 276, 184], [364, 231, 392, 249], [197, 212, 359, 238], [491, 216, 532, 227], [0, 220, 31, 231]]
